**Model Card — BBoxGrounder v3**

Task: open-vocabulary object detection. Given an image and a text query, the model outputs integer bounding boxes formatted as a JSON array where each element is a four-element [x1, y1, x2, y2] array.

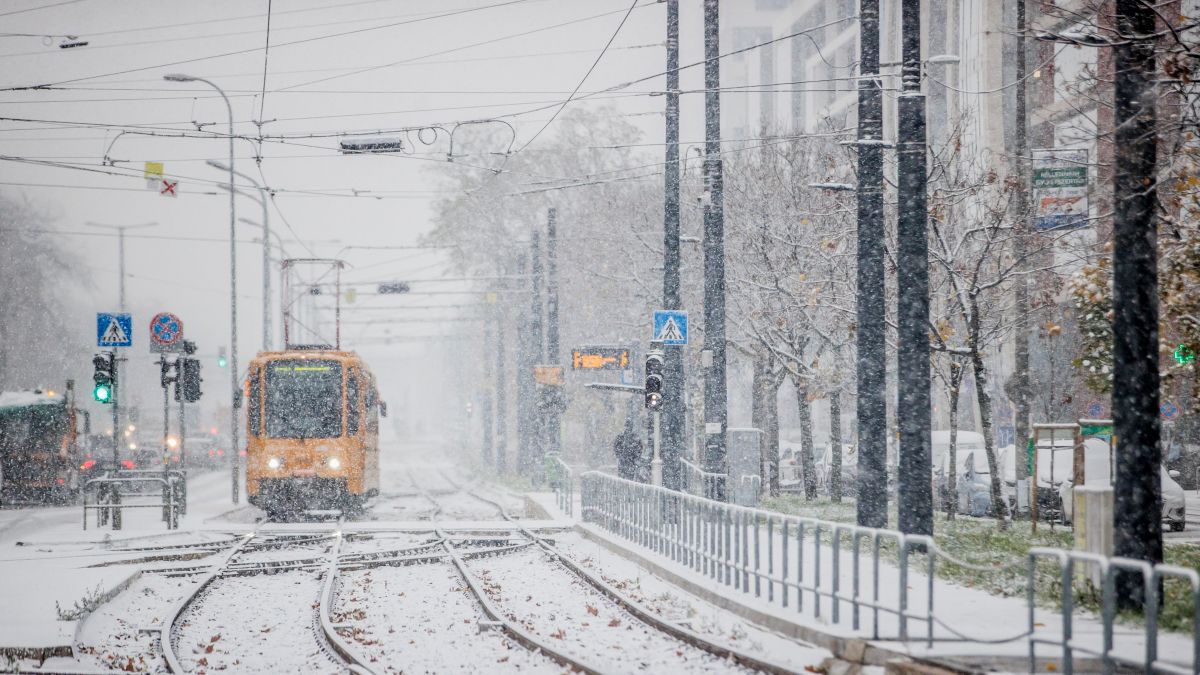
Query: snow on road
[[334, 560, 563, 673], [470, 545, 760, 673]]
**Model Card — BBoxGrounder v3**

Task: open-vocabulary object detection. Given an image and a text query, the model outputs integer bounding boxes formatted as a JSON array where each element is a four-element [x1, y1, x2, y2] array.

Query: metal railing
[[580, 471, 1199, 673], [583, 470, 940, 643], [1028, 548, 1199, 674], [83, 470, 184, 530], [680, 457, 727, 499], [547, 454, 573, 516]]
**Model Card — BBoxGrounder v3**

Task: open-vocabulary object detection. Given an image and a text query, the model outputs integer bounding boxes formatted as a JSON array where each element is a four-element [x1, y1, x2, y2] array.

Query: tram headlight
[[267, 457, 281, 470], [327, 457, 341, 470]]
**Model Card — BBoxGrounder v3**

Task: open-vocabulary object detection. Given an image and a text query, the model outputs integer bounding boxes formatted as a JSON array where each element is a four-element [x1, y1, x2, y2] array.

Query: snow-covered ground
[[1, 441, 834, 673]]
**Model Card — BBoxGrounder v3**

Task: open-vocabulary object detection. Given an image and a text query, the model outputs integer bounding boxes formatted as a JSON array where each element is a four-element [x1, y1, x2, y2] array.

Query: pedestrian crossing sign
[[653, 310, 688, 345], [97, 313, 133, 347]]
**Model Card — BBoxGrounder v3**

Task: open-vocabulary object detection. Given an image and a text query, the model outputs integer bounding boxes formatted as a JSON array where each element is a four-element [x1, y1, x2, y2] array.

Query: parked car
[[1060, 464, 1186, 531], [934, 448, 994, 517]]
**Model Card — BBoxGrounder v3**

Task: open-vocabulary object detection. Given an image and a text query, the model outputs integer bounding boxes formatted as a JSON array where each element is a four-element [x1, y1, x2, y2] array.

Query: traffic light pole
[[702, 0, 728, 502], [160, 355, 173, 476], [110, 352, 119, 469]]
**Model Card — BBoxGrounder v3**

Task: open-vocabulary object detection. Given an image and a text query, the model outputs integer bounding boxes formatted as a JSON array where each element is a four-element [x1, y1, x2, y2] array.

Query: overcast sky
[[0, 0, 731, 423]]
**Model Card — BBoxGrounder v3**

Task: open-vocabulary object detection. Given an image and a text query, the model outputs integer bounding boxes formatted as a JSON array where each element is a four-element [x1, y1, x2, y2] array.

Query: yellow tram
[[244, 348, 382, 516]]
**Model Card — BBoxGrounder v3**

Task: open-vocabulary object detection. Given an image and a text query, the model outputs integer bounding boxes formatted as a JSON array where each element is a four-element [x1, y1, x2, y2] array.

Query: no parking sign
[[149, 312, 184, 353]]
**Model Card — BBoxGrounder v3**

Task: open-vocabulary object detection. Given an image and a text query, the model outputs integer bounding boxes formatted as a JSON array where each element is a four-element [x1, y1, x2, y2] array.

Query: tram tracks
[[441, 470, 798, 674], [158, 524, 377, 674]]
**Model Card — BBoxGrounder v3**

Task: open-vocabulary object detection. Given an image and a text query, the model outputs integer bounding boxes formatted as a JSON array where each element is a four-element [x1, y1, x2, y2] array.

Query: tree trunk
[[766, 369, 784, 496], [946, 361, 964, 521], [751, 353, 769, 496], [794, 376, 818, 500], [969, 340, 1011, 527], [830, 389, 843, 502]]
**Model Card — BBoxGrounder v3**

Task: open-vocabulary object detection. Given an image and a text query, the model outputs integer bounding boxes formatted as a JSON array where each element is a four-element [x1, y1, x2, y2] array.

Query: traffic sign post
[[653, 310, 688, 345], [97, 313, 132, 348], [149, 312, 185, 353]]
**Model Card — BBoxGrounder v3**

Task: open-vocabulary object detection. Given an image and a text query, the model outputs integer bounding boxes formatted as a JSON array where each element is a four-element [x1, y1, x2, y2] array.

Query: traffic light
[[92, 353, 114, 404], [178, 358, 202, 402], [217, 346, 228, 369], [644, 349, 664, 411]]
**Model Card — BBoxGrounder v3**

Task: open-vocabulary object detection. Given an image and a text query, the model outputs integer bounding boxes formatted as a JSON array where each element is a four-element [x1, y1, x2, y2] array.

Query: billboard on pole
[[1032, 148, 1089, 230]]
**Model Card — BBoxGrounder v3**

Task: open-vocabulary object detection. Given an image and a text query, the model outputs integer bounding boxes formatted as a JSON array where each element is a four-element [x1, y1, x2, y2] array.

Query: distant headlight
[[328, 457, 341, 470], [267, 457, 281, 469]]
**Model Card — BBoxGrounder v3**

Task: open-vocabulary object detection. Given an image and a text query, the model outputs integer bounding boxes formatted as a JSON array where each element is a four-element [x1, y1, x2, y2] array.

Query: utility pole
[[660, 0, 685, 493], [515, 253, 535, 476], [855, 0, 888, 529], [86, 221, 156, 447], [525, 229, 545, 476], [494, 294, 508, 473], [896, 0, 933, 536], [701, 0, 728, 502], [1012, 0, 1032, 499], [482, 318, 494, 466], [544, 208, 562, 459], [1111, 0, 1162, 607]]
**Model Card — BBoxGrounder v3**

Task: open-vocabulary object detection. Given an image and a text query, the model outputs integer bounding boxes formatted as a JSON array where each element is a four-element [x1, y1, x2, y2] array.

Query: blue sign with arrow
[[653, 310, 688, 345], [97, 313, 132, 347]]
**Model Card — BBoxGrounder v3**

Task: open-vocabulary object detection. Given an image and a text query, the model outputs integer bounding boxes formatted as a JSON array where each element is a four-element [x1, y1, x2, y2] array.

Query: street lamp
[[164, 72, 241, 505], [209, 159, 272, 352]]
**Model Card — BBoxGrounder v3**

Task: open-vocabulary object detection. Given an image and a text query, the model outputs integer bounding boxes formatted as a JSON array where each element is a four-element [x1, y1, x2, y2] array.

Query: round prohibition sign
[[150, 312, 183, 345]]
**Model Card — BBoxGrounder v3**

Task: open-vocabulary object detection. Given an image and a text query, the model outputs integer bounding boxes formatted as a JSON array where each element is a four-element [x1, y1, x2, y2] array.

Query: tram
[[244, 348, 383, 517]]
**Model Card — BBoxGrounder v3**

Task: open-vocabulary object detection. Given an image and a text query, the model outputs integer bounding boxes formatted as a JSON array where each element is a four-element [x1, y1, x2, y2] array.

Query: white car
[[1059, 464, 1186, 532]]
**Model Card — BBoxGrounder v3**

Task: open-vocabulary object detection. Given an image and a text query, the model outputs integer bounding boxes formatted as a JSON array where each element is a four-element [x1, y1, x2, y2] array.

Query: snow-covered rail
[[158, 527, 376, 674], [451, 478, 798, 673]]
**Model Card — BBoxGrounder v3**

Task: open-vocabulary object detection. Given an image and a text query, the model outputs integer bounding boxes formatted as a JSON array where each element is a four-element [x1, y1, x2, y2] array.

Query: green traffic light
[[1175, 344, 1196, 365], [218, 357, 228, 368], [93, 384, 112, 403]]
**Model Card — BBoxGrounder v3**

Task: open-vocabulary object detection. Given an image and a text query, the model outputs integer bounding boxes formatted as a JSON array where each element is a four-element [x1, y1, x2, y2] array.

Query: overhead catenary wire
[[511, 0, 639, 154], [0, 0, 540, 90]]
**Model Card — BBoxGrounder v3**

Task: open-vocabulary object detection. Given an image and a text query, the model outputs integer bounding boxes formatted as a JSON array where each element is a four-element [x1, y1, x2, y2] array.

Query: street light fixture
[[163, 72, 241, 505]]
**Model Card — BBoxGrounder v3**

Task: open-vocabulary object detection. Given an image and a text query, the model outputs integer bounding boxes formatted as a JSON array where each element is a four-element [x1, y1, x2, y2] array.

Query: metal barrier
[[1028, 548, 1199, 674], [82, 471, 183, 530], [680, 458, 727, 499], [548, 455, 574, 516], [582, 470, 940, 643], [579, 471, 1199, 672]]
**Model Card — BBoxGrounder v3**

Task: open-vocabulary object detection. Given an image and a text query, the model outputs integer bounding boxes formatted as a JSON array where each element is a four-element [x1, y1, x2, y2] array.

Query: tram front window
[[265, 360, 343, 439]]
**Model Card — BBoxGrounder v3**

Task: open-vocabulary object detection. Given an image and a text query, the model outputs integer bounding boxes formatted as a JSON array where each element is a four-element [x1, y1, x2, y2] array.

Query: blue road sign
[[97, 313, 133, 347], [1086, 401, 1105, 418], [653, 310, 688, 345], [150, 312, 184, 353], [1162, 401, 1180, 421]]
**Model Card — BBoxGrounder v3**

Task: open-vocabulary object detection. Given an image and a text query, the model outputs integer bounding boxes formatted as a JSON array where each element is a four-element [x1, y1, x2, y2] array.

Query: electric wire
[[1, 0, 539, 90], [511, 0, 639, 154]]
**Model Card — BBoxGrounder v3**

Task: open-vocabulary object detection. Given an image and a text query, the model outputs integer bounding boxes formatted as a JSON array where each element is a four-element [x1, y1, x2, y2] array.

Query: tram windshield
[[265, 360, 343, 439]]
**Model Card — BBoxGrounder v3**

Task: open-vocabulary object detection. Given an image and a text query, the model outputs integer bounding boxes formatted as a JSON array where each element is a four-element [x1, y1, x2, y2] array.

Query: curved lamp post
[[163, 73, 241, 505]]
